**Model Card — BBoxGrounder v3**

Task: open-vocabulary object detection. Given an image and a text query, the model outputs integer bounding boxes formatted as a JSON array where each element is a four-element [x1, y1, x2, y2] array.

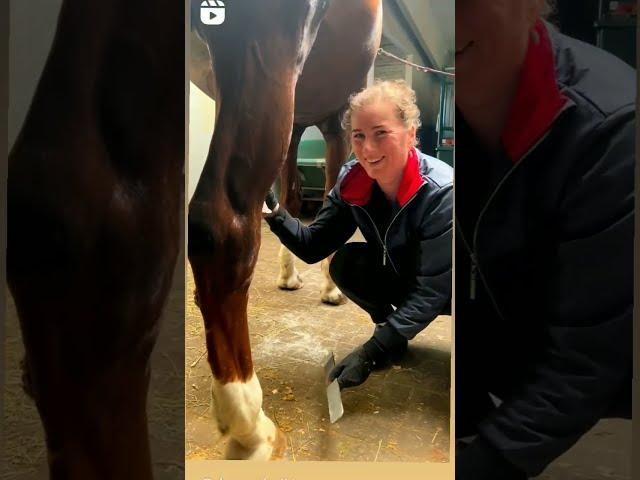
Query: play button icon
[[200, 0, 225, 25]]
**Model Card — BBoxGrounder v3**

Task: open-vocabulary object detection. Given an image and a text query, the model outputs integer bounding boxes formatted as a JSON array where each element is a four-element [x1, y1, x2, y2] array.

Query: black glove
[[329, 336, 403, 389], [262, 189, 280, 217], [456, 435, 528, 480], [328, 346, 374, 389]]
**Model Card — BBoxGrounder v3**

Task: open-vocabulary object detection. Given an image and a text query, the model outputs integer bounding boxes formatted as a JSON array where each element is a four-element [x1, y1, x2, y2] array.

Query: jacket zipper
[[455, 223, 478, 300], [467, 135, 549, 319], [466, 104, 570, 317], [354, 205, 395, 271], [383, 183, 428, 272], [470, 259, 478, 300], [352, 182, 428, 275]]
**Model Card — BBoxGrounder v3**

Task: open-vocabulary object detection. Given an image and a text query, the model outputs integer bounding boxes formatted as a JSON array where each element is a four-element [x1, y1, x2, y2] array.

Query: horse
[[7, 0, 184, 477], [190, 2, 382, 306], [188, 0, 382, 460]]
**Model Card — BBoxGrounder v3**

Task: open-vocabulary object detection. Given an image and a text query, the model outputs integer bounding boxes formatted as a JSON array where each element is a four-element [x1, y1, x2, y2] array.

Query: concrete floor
[[534, 419, 631, 479], [185, 221, 452, 463]]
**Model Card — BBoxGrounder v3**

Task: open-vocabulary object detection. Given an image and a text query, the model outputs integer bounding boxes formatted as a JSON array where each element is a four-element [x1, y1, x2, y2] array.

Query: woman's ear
[[408, 126, 417, 149]]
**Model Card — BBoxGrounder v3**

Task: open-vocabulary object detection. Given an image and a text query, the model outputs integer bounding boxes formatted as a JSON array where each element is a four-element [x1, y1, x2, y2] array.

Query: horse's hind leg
[[317, 111, 350, 305], [278, 244, 303, 290], [277, 124, 305, 291]]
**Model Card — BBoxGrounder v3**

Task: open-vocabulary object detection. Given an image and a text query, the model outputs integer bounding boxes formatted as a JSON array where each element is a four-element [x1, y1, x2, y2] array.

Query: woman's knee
[[329, 242, 369, 286]]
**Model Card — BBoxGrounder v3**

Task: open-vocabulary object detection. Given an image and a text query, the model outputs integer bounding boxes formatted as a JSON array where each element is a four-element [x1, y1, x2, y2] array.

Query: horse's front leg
[[8, 169, 180, 479], [189, 199, 285, 460], [189, 0, 333, 458]]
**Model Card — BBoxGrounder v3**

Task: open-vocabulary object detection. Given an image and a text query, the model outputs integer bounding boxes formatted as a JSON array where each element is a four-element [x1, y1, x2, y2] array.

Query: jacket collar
[[340, 147, 426, 207], [501, 20, 570, 163]]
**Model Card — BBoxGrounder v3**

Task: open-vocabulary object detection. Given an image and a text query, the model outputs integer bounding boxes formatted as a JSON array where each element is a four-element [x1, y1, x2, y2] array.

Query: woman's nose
[[362, 138, 376, 157]]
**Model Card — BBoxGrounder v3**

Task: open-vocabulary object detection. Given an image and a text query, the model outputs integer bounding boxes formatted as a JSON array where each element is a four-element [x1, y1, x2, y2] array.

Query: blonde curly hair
[[342, 79, 421, 145]]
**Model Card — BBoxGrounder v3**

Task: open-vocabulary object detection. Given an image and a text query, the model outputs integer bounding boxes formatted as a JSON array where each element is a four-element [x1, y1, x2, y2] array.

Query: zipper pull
[[470, 257, 477, 300], [382, 246, 387, 266]]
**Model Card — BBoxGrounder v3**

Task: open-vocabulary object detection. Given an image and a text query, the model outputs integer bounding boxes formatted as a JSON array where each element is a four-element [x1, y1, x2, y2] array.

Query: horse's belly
[[293, 0, 382, 125]]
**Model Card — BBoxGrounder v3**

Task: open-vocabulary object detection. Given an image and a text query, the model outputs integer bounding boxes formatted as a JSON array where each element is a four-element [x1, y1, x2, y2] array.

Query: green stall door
[[297, 139, 327, 202]]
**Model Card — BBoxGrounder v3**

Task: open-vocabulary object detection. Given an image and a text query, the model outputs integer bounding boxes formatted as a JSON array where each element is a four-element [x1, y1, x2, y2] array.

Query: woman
[[455, 1, 634, 479], [264, 80, 453, 389]]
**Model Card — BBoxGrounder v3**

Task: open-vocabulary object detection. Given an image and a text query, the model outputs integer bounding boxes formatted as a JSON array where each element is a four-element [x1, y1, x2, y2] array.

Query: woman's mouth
[[367, 156, 385, 165]]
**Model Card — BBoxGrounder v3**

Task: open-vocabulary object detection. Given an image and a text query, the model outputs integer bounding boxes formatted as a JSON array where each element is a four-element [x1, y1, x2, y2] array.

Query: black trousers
[[330, 241, 451, 327], [329, 242, 406, 325]]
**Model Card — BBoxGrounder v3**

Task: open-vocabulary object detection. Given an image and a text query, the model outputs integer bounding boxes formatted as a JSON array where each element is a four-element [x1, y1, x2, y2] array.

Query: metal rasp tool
[[323, 351, 344, 423]]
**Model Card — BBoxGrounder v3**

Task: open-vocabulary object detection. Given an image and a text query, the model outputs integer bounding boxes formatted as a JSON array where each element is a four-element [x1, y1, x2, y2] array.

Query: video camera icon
[[200, 0, 225, 25]]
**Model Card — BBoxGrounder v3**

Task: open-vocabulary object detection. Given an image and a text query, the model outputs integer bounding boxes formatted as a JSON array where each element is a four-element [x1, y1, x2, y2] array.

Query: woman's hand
[[328, 347, 374, 389], [262, 189, 280, 217]]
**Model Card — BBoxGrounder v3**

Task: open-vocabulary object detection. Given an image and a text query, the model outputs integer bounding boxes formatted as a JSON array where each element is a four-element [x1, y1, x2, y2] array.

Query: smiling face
[[350, 100, 416, 185], [456, 0, 541, 108]]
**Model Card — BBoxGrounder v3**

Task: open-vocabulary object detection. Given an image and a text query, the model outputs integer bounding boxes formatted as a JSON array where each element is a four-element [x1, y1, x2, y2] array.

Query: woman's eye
[[375, 130, 387, 136], [353, 133, 364, 140]]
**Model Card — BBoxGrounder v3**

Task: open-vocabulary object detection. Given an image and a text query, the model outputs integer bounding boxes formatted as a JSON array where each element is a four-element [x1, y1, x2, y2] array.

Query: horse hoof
[[321, 287, 346, 305], [224, 428, 286, 461], [277, 273, 303, 290], [225, 439, 266, 460]]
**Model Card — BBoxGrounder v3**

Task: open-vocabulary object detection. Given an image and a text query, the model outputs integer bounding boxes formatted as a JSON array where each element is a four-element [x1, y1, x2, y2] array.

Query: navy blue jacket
[[266, 148, 453, 349], [456, 20, 635, 476]]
